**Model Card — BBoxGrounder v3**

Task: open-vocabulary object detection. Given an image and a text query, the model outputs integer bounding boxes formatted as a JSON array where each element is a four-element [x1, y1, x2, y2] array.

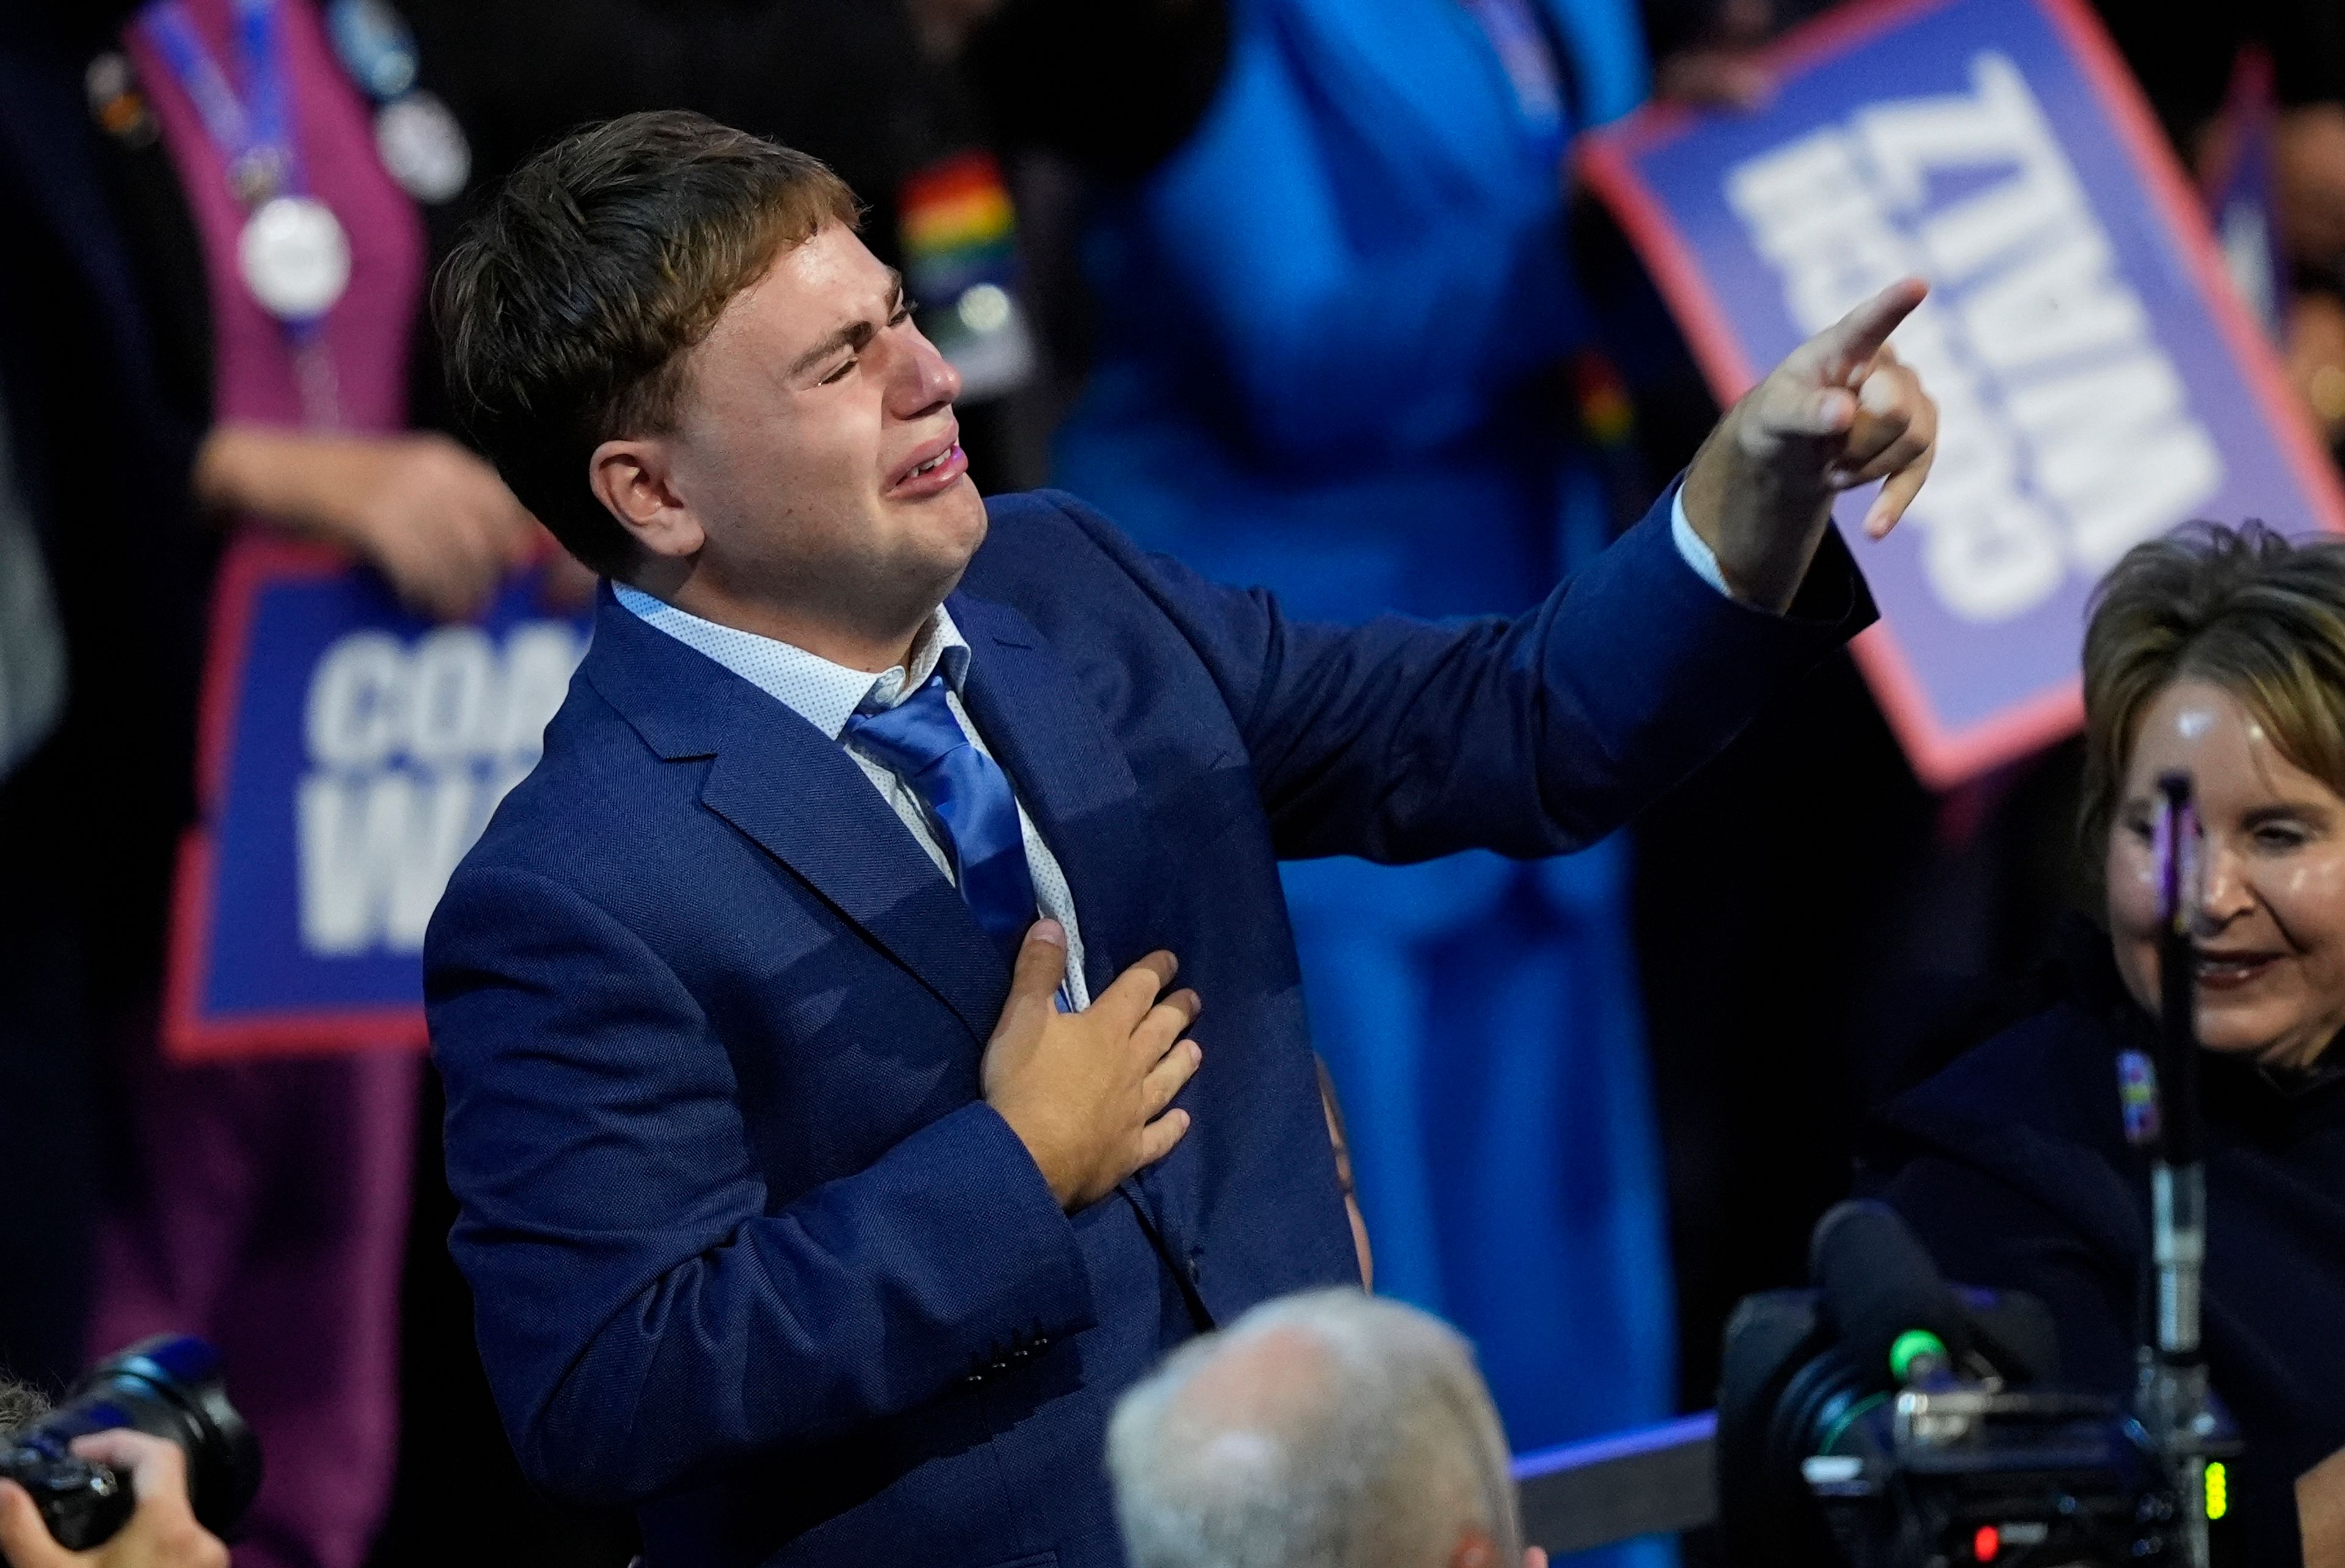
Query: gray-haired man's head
[[1105, 1290, 1524, 1568]]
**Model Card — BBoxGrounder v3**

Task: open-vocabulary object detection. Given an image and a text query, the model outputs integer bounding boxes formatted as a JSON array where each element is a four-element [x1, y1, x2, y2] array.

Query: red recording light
[[1973, 1526, 2001, 1562]]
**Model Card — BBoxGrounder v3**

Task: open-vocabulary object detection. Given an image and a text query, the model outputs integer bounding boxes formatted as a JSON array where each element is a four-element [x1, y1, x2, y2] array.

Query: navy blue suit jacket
[[424, 487, 1872, 1567]]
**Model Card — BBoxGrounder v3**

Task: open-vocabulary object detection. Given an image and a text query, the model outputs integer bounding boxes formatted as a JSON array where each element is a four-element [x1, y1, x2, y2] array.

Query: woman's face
[[2107, 677, 2345, 1071]]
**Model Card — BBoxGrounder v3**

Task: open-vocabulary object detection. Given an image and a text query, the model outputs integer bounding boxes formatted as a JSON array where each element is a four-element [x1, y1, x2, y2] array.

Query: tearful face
[[2106, 678, 2345, 1072]]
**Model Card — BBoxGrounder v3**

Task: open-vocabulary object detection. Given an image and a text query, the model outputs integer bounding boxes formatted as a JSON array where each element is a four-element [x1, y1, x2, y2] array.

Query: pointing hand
[[1681, 277, 1939, 611]]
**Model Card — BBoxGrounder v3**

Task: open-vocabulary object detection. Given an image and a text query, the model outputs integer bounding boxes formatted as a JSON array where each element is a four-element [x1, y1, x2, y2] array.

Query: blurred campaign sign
[[165, 541, 589, 1059], [1580, 0, 2345, 786]]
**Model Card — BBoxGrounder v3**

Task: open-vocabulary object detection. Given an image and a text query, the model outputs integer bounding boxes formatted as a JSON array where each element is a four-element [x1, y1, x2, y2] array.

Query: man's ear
[[591, 437, 706, 562]]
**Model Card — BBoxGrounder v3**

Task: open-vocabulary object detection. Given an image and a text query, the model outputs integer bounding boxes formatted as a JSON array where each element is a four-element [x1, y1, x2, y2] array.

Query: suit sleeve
[[425, 863, 1096, 1506], [1047, 483, 1872, 861]]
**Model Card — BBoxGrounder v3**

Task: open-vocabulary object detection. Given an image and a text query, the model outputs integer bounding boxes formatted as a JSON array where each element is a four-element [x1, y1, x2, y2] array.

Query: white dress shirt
[[1669, 487, 1732, 597], [614, 584, 1094, 1008]]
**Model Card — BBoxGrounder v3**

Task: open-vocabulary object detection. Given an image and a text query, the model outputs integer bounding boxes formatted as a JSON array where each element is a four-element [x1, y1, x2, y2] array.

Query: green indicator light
[[2206, 1461, 2228, 1521], [1888, 1329, 1947, 1382]]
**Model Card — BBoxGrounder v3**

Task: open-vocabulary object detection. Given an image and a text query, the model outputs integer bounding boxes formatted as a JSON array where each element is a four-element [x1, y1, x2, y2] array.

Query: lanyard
[[140, 0, 302, 206], [138, 0, 346, 419]]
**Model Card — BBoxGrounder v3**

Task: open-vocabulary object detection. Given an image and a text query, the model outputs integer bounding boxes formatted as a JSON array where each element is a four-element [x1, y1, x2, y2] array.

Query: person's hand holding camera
[[0, 1433, 225, 1568]]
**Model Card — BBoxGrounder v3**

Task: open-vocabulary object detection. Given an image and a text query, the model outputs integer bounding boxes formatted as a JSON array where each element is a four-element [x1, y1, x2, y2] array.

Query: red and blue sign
[[1580, 0, 2345, 786], [165, 541, 589, 1060]]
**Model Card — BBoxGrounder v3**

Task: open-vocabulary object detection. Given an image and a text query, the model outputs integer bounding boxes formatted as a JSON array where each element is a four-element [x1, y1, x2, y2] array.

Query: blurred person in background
[[2085, 5, 2345, 459], [402, 0, 1055, 495], [1869, 523, 2345, 1568], [0, 390, 65, 791], [0, 378, 82, 1406], [1034, 0, 1682, 1490], [0, 5, 536, 1567], [1107, 1290, 1544, 1568]]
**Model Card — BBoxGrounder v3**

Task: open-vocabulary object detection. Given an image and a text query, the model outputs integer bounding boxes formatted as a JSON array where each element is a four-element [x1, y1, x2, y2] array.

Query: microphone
[[2148, 772, 2216, 1568], [2153, 772, 2206, 1169], [1809, 1199, 1972, 1385]]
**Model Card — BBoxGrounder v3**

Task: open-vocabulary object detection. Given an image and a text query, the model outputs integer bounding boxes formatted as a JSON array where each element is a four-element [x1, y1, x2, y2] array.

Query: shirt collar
[[613, 583, 970, 741]]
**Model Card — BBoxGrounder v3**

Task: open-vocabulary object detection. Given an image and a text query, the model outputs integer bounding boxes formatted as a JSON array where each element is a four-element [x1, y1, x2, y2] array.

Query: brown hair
[[2081, 521, 2345, 849], [435, 111, 859, 576]]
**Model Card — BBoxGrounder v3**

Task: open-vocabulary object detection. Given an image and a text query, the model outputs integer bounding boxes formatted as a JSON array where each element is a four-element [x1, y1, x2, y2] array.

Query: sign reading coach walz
[[1580, 0, 2345, 786], [165, 542, 591, 1059]]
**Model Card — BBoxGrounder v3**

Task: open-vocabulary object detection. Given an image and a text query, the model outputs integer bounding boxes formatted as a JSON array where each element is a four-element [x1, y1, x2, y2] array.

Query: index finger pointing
[[1808, 277, 1928, 382]]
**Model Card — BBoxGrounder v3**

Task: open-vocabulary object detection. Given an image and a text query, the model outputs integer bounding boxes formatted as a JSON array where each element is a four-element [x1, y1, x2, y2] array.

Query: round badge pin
[[327, 0, 420, 101], [84, 52, 159, 147], [374, 90, 471, 204], [239, 195, 352, 320]]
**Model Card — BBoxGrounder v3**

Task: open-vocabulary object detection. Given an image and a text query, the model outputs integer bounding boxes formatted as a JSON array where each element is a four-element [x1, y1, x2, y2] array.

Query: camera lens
[[21, 1335, 263, 1539]]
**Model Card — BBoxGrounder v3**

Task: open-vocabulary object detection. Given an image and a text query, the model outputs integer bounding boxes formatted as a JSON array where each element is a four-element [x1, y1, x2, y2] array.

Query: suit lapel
[[948, 593, 1174, 1004], [590, 586, 1199, 1234], [583, 594, 1007, 1045]]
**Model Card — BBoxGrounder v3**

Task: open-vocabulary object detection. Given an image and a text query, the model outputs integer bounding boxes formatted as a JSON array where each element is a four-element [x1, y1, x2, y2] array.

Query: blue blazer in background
[[424, 487, 1871, 1568], [1054, 0, 1647, 619]]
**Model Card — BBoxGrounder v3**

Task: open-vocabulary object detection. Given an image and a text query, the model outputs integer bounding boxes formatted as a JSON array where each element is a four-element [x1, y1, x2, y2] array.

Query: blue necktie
[[845, 673, 1039, 964]]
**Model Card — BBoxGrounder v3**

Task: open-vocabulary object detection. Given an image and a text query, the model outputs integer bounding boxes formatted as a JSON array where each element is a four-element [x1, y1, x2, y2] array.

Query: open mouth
[[2194, 949, 2283, 988], [889, 428, 967, 495]]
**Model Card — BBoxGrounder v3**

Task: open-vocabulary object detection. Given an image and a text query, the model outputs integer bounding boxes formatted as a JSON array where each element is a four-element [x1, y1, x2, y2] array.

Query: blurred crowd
[[2, 1, 2344, 1567]]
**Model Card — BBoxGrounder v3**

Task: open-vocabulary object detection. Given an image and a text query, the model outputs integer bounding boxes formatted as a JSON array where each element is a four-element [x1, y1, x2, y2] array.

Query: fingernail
[[1029, 919, 1065, 947]]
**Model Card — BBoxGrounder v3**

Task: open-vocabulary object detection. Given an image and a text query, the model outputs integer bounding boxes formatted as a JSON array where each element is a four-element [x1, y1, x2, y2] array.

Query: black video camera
[[1717, 1201, 2236, 1568], [0, 1335, 261, 1552]]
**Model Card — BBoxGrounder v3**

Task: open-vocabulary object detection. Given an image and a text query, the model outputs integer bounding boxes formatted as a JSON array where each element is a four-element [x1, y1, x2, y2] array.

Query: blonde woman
[[1872, 523, 2345, 1567]]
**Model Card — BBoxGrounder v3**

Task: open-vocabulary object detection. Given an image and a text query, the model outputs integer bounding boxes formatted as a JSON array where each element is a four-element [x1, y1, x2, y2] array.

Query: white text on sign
[[1727, 51, 2223, 622], [297, 622, 584, 956]]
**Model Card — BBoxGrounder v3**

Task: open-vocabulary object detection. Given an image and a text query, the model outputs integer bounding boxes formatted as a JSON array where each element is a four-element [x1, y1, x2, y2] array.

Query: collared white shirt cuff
[[1670, 487, 1733, 600]]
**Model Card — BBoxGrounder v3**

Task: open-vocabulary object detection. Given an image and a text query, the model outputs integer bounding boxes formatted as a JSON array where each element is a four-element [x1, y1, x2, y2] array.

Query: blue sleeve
[[426, 865, 1096, 1506], [1043, 484, 1872, 860], [1129, 21, 1584, 464]]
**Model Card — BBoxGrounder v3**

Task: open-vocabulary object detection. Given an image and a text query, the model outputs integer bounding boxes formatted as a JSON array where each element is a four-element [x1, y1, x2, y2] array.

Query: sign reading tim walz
[[166, 542, 591, 1059], [1580, 0, 2345, 786]]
